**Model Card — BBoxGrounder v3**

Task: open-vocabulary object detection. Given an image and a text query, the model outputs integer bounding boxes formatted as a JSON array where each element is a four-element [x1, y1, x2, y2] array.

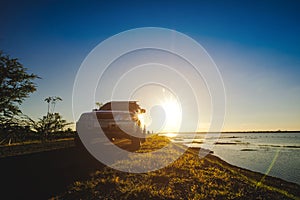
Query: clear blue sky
[[1, 0, 300, 131]]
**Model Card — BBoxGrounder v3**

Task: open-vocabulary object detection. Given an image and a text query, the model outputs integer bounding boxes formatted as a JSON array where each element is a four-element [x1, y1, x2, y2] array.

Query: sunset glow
[[160, 97, 182, 132]]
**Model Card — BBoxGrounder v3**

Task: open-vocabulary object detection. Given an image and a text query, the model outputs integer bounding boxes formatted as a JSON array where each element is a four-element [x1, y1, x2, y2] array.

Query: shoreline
[[181, 146, 300, 197], [190, 148, 300, 190], [166, 132, 300, 186]]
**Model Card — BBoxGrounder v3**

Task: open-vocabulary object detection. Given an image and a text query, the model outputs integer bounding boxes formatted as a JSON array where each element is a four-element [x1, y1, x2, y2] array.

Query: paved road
[[0, 138, 142, 199]]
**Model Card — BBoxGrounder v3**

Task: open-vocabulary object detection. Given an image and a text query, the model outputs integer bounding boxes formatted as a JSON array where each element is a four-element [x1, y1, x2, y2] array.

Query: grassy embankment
[[56, 135, 299, 199]]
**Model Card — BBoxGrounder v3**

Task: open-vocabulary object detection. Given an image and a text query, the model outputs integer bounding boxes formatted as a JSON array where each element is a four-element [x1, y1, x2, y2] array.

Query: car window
[[114, 113, 132, 121]]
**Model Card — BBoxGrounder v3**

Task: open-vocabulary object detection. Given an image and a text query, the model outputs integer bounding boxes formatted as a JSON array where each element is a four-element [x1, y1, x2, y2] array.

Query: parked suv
[[76, 101, 146, 149]]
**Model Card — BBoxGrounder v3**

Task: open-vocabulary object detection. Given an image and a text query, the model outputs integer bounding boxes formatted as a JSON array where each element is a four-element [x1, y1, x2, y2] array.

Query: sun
[[131, 85, 182, 133], [160, 97, 182, 132]]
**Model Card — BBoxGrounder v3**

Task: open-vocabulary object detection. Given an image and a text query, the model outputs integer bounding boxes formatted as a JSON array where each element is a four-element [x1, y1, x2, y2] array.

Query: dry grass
[[56, 135, 299, 200]]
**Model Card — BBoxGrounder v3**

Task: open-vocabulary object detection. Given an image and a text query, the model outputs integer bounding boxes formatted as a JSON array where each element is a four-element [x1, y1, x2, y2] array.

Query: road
[[1, 145, 105, 199]]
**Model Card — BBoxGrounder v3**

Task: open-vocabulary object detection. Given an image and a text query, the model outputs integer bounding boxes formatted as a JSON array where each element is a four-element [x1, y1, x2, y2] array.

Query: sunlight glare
[[137, 113, 145, 127], [160, 96, 182, 132]]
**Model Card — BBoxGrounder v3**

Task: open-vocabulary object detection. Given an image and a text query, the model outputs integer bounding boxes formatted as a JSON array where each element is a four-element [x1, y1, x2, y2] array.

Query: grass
[[55, 135, 299, 200]]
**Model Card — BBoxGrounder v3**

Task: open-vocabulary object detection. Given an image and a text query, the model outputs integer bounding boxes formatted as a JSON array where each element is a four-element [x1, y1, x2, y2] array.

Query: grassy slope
[[56, 136, 299, 200]]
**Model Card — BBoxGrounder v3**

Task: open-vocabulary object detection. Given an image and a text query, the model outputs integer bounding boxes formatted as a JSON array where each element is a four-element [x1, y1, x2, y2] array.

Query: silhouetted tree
[[44, 97, 52, 115], [34, 113, 72, 135], [0, 52, 39, 119], [0, 51, 39, 144], [51, 96, 62, 113], [33, 96, 72, 140], [44, 96, 62, 115]]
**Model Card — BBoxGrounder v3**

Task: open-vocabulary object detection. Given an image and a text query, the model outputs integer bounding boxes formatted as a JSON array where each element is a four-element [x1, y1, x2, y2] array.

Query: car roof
[[93, 110, 134, 114]]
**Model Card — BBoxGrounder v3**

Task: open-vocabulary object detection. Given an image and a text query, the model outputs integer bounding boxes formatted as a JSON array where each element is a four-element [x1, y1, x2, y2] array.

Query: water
[[160, 132, 300, 185]]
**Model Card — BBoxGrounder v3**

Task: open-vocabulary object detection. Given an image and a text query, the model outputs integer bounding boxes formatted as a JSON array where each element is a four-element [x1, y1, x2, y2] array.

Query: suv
[[76, 101, 146, 149]]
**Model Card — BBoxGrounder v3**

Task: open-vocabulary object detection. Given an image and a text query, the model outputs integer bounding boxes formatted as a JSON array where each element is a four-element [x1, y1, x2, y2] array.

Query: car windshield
[[114, 113, 132, 121]]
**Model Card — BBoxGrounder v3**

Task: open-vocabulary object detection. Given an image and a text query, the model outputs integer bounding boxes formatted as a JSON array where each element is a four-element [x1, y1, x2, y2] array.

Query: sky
[[1, 0, 300, 132]]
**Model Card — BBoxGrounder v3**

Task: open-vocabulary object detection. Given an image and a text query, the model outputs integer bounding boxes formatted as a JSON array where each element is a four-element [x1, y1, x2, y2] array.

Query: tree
[[44, 96, 62, 114], [51, 96, 62, 113], [44, 97, 52, 115], [32, 96, 72, 140], [0, 51, 39, 144], [0, 52, 39, 119], [34, 113, 72, 135]]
